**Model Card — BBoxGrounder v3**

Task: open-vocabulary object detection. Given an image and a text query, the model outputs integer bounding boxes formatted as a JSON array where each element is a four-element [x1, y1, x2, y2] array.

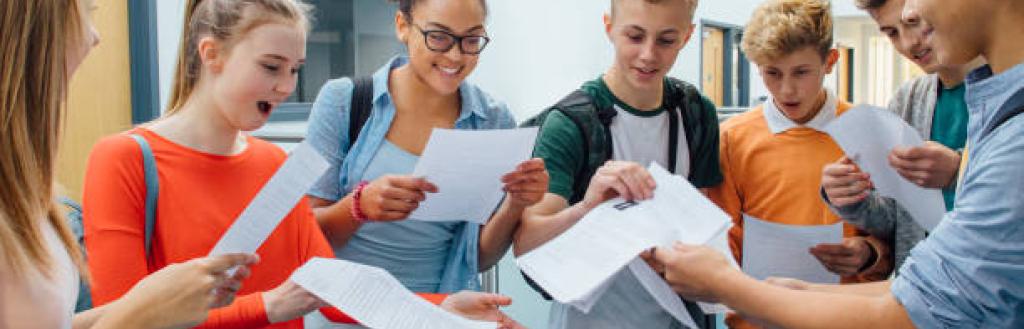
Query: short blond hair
[[611, 0, 699, 22], [741, 0, 833, 64]]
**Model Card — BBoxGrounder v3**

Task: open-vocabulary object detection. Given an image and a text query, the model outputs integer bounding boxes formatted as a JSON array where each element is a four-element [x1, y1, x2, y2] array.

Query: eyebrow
[[262, 54, 305, 64], [625, 25, 680, 36], [425, 22, 485, 34]]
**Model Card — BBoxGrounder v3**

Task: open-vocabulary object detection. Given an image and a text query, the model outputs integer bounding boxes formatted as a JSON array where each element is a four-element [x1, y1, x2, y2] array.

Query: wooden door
[[702, 28, 725, 106]]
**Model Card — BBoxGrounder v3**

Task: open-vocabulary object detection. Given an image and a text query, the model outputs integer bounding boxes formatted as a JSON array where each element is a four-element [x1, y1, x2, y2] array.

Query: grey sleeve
[[822, 189, 898, 241]]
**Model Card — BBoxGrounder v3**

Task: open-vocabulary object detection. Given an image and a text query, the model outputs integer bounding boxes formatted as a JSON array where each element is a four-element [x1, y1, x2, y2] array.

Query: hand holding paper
[[410, 128, 538, 223], [290, 258, 497, 329], [823, 105, 945, 231]]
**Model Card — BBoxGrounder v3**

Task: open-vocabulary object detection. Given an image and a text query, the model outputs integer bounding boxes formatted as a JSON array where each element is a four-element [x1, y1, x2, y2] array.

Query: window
[[273, 0, 404, 121]]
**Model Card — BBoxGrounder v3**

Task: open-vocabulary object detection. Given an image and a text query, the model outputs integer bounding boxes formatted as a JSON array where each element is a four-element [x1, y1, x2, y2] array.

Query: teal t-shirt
[[931, 83, 968, 211]]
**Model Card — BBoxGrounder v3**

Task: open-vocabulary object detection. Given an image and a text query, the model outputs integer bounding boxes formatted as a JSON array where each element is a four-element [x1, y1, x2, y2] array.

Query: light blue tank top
[[334, 140, 460, 292]]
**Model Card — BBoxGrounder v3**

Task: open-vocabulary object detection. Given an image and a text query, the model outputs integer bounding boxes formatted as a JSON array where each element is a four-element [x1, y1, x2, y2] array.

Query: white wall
[[156, 0, 187, 112]]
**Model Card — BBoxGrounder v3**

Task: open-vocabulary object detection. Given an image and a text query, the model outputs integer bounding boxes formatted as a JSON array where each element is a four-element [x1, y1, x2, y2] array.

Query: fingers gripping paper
[[823, 105, 946, 231], [516, 164, 731, 325], [291, 258, 496, 329]]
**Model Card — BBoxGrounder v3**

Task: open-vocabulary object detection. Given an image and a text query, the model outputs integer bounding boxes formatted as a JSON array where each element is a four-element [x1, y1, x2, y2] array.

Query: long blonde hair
[[0, 0, 87, 278], [165, 0, 312, 114]]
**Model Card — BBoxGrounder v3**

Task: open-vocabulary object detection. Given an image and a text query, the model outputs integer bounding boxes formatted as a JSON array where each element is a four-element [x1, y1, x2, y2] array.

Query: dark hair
[[389, 0, 489, 22], [854, 0, 888, 10]]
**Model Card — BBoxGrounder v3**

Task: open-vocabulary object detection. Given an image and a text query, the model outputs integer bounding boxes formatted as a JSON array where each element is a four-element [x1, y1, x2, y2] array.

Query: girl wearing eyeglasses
[[304, 0, 546, 307]]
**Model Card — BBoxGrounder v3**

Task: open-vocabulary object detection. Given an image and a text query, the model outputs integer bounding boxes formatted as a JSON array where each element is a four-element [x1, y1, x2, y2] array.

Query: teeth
[[439, 67, 459, 75]]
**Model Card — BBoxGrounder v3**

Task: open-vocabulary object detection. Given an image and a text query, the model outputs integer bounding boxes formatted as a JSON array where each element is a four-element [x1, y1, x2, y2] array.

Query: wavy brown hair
[[0, 0, 87, 279]]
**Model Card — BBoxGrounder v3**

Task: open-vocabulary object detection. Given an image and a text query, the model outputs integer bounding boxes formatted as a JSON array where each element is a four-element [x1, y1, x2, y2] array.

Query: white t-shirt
[[609, 104, 691, 177]]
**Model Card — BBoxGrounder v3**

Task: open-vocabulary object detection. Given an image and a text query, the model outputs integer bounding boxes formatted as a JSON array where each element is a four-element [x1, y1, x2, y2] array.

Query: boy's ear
[[197, 36, 224, 74], [824, 48, 840, 74], [395, 11, 410, 44], [603, 12, 614, 38], [681, 23, 696, 47]]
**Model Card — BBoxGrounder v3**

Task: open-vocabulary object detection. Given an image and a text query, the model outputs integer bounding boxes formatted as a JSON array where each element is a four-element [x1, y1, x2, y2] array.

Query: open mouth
[[912, 48, 932, 62], [257, 101, 273, 115]]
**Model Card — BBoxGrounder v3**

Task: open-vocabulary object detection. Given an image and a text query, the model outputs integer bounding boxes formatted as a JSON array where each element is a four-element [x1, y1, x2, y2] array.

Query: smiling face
[[395, 0, 487, 96], [204, 22, 307, 131], [605, 0, 695, 90], [866, 0, 945, 73], [757, 46, 837, 124], [902, 0, 988, 68]]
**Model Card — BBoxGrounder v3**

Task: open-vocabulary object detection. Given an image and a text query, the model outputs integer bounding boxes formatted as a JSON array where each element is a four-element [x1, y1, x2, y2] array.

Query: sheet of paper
[[697, 228, 736, 314], [628, 258, 699, 329], [208, 143, 328, 259], [409, 128, 538, 223], [566, 270, 617, 314], [516, 164, 731, 307], [823, 105, 946, 231], [291, 258, 496, 329], [741, 214, 843, 284]]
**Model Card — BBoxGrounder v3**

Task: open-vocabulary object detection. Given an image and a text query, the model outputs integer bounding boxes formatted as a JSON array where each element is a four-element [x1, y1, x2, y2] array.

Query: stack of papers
[[291, 258, 497, 329], [516, 164, 734, 326]]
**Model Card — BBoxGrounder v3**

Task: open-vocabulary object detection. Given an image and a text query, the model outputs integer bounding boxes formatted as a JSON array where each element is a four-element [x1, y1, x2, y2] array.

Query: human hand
[[889, 141, 960, 188], [809, 237, 873, 276], [502, 158, 549, 209], [112, 253, 259, 329], [581, 161, 656, 209], [263, 280, 328, 323], [441, 291, 525, 329], [653, 242, 735, 303], [359, 175, 438, 221], [821, 156, 874, 207]]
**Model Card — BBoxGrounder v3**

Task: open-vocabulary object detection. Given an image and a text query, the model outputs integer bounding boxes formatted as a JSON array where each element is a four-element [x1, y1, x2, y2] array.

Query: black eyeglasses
[[414, 25, 491, 55]]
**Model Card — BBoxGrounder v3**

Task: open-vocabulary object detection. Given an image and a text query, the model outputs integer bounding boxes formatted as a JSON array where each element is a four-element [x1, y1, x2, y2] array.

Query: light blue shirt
[[891, 63, 1024, 328], [305, 56, 516, 292], [334, 141, 460, 292]]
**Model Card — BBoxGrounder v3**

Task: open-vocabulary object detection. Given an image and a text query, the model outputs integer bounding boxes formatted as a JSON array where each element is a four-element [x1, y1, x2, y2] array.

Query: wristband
[[350, 181, 370, 223]]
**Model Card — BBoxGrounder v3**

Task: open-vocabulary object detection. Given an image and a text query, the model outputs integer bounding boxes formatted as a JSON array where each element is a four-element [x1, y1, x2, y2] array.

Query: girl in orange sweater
[[82, 0, 520, 328]]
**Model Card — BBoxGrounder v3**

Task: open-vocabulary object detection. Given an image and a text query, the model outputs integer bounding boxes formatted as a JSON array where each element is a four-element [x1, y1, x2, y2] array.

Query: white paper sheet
[[516, 164, 731, 308], [741, 214, 843, 284], [291, 258, 496, 329], [208, 143, 328, 259], [628, 258, 699, 329], [409, 128, 538, 223], [823, 105, 946, 231], [697, 228, 737, 314]]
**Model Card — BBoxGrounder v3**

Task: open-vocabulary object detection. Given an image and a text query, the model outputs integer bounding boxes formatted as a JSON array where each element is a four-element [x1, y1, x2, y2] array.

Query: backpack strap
[[981, 87, 1024, 138], [666, 100, 680, 174], [347, 76, 375, 151], [129, 134, 159, 260]]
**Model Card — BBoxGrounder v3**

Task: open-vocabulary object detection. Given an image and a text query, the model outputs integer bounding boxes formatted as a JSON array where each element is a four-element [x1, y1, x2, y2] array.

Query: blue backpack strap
[[128, 134, 159, 260]]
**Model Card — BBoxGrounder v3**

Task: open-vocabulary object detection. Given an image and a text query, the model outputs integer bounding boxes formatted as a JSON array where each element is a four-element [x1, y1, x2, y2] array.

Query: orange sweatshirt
[[709, 101, 891, 328]]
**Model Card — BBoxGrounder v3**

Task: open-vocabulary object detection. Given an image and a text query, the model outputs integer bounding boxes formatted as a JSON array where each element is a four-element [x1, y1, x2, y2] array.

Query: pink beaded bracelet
[[350, 181, 370, 223]]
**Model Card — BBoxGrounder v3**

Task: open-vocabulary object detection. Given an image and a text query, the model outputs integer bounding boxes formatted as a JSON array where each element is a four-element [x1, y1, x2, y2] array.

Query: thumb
[[203, 253, 260, 273]]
